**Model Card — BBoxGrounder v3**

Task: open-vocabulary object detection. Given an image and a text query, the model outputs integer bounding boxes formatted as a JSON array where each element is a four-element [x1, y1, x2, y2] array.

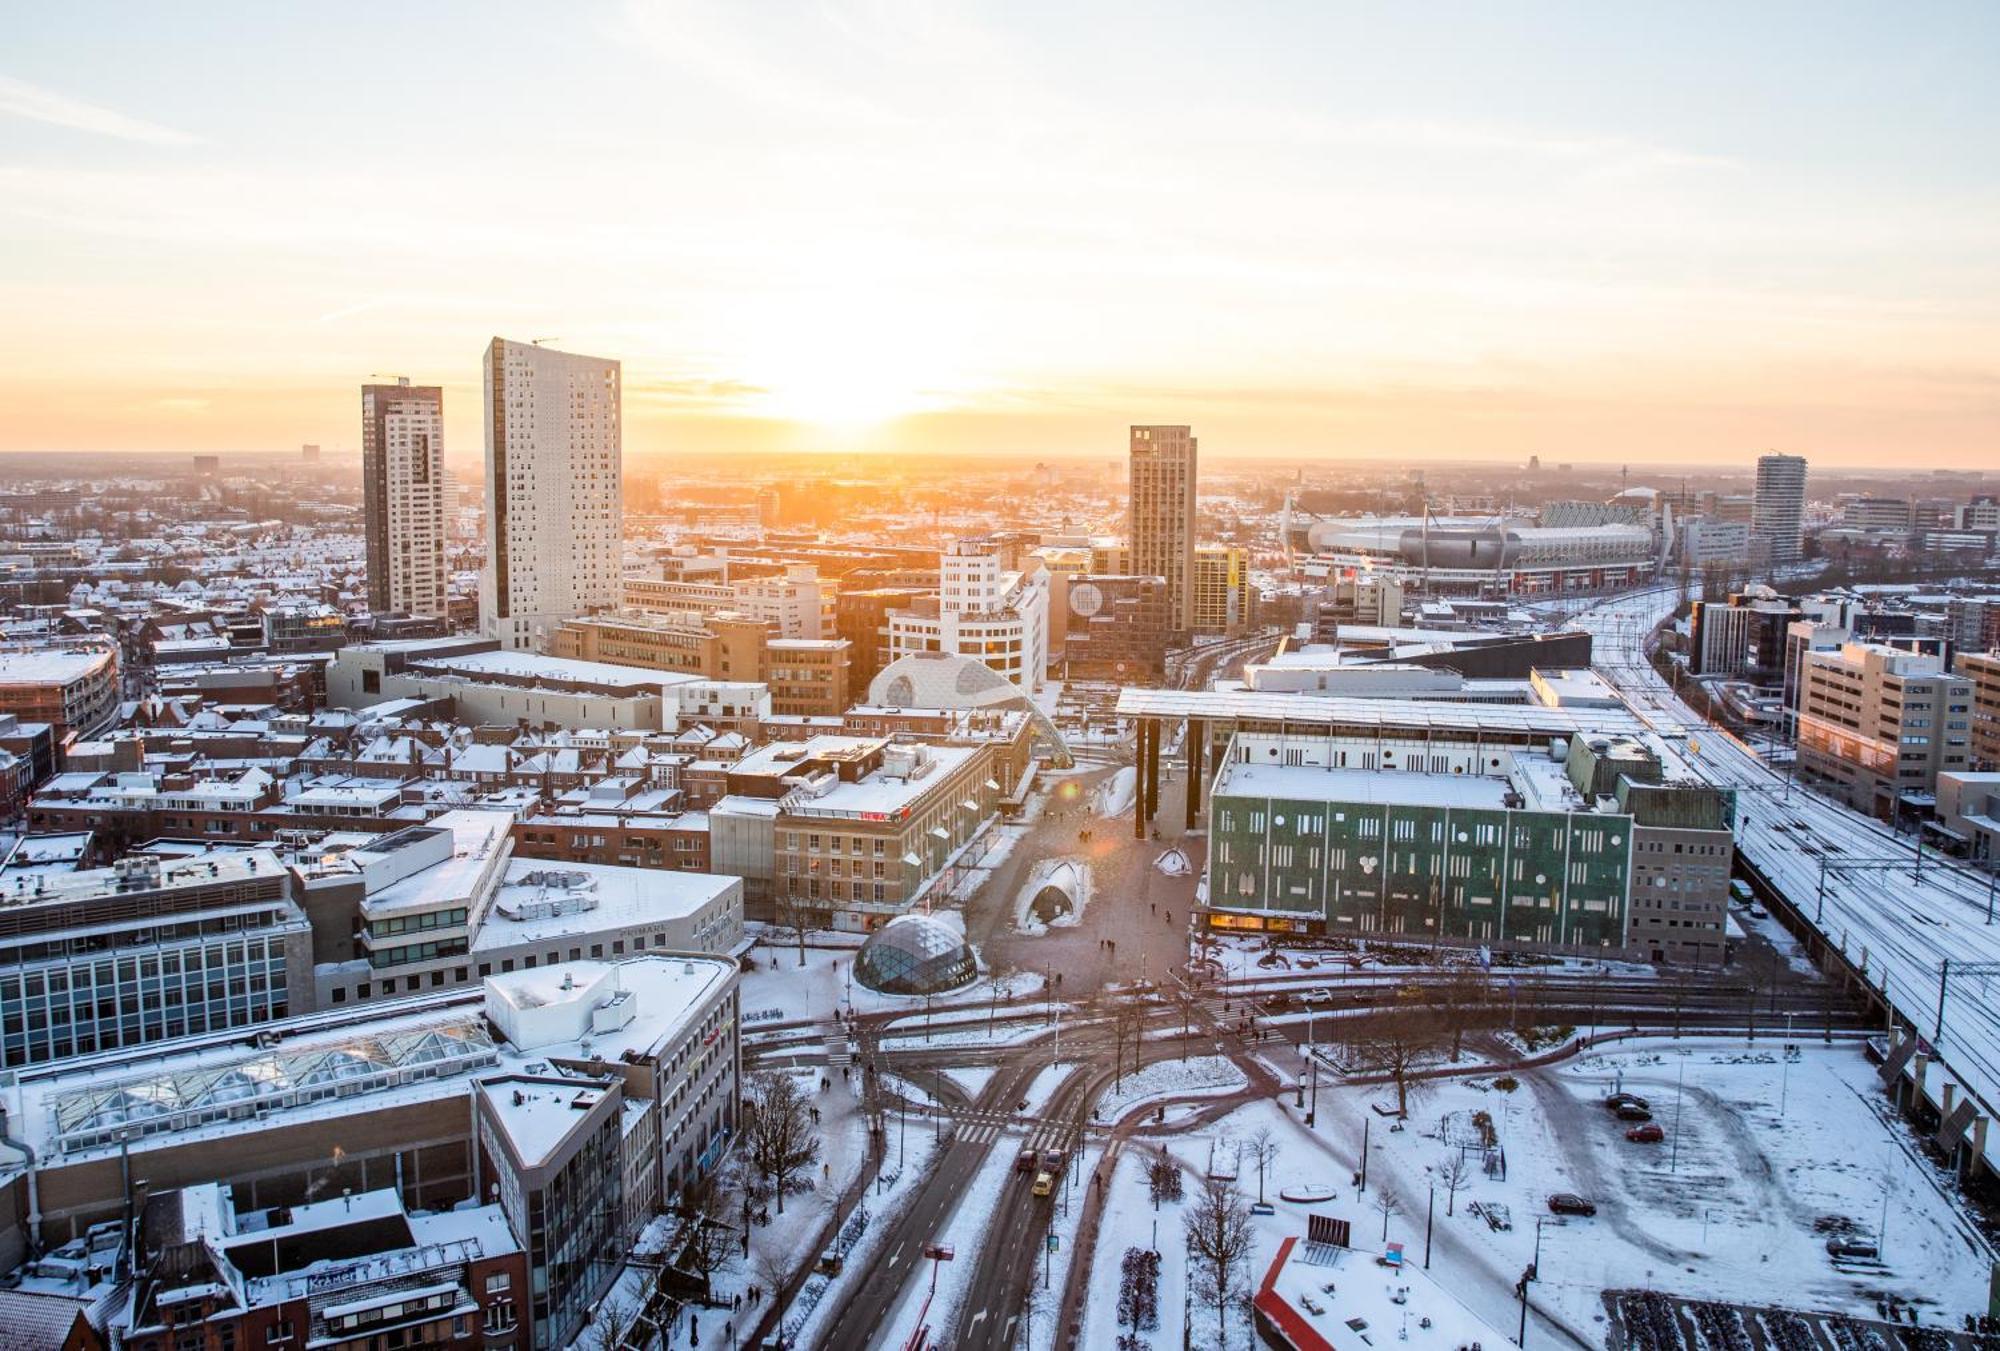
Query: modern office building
[[1059, 574, 1171, 679], [1752, 453, 1808, 567], [1190, 544, 1253, 636], [1203, 728, 1634, 952], [1842, 497, 1914, 532], [1956, 651, 2000, 771], [886, 538, 1049, 692], [362, 378, 449, 618], [835, 585, 934, 693], [480, 339, 622, 651], [1128, 425, 1199, 632], [0, 850, 311, 1068], [1797, 642, 1973, 818]]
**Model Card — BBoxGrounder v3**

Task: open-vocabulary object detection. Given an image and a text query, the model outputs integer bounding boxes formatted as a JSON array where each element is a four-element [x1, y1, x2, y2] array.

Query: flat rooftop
[[1212, 761, 1513, 810], [1116, 687, 1643, 738], [475, 859, 735, 948], [1255, 1235, 1503, 1350], [20, 953, 736, 1165], [0, 648, 114, 684], [408, 649, 697, 693], [0, 848, 284, 911]]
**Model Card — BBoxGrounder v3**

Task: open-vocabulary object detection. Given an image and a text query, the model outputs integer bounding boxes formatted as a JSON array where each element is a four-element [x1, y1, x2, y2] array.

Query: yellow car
[[1032, 1171, 1055, 1198]]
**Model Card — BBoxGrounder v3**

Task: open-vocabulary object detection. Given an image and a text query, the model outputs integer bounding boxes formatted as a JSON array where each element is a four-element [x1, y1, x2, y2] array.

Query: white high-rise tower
[[361, 378, 447, 618], [480, 338, 623, 650]]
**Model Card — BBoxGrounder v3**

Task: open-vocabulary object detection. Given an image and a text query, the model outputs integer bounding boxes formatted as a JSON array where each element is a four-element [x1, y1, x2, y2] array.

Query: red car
[[1626, 1123, 1665, 1143]]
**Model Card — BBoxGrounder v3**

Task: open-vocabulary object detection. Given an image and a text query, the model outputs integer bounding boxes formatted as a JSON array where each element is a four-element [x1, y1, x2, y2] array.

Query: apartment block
[[1797, 642, 1973, 818]]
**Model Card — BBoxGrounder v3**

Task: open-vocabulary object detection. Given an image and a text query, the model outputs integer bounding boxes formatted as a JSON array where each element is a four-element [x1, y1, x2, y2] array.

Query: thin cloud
[[0, 74, 197, 146]]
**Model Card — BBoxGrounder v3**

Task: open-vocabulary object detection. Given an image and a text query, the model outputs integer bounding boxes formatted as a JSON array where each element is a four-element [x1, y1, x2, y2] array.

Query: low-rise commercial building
[[124, 1184, 527, 1351]]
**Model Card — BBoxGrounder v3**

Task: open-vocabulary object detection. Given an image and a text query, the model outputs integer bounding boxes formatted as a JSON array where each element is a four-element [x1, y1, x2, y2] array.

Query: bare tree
[[1357, 1007, 1444, 1117], [743, 1071, 819, 1216], [1113, 1002, 1146, 1091], [1372, 1187, 1402, 1243], [771, 890, 818, 968], [587, 1296, 634, 1351], [1436, 1152, 1471, 1217], [1183, 1174, 1254, 1348], [1435, 965, 1492, 1062], [675, 1168, 740, 1301], [1245, 1126, 1280, 1206]]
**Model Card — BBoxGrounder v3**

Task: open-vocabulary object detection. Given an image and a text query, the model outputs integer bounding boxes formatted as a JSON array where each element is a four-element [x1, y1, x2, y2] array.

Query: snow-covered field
[[737, 942, 1043, 1026], [1325, 1040, 1991, 1338], [1094, 1055, 1246, 1124], [1081, 1039, 1994, 1348]]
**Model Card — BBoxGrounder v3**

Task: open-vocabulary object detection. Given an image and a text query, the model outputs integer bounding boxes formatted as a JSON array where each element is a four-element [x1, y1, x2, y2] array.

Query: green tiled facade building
[[1206, 753, 1633, 950]]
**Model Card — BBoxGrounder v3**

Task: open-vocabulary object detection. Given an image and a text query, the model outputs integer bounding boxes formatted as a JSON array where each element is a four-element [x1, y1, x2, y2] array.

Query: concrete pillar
[[1943, 1082, 1957, 1121], [1913, 1052, 1930, 1110], [1145, 719, 1161, 820], [1973, 1117, 1990, 1180], [1133, 719, 1151, 841], [1185, 717, 1204, 830]]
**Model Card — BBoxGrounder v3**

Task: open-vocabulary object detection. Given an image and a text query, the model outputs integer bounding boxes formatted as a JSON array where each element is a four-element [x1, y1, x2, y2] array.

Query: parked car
[[1548, 1193, 1597, 1217], [1605, 1092, 1650, 1113], [1625, 1123, 1665, 1143], [1614, 1103, 1654, 1123], [1826, 1237, 1879, 1260]]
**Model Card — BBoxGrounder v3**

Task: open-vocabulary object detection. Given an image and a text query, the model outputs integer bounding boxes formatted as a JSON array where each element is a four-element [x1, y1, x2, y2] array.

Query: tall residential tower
[[480, 339, 623, 650], [1128, 425, 1198, 632], [1752, 452, 1808, 568], [361, 379, 447, 617]]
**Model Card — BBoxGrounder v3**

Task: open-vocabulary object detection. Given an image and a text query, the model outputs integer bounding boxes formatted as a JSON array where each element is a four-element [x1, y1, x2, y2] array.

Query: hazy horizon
[[5, 3, 1997, 468]]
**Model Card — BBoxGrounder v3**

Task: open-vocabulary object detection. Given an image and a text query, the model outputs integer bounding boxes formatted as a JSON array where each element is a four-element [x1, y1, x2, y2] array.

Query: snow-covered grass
[[1349, 1039, 1996, 1336], [1020, 1061, 1081, 1118], [1075, 1039, 1998, 1350], [1080, 1146, 1193, 1349], [1094, 1055, 1246, 1125], [940, 1065, 999, 1099], [738, 942, 1044, 1026]]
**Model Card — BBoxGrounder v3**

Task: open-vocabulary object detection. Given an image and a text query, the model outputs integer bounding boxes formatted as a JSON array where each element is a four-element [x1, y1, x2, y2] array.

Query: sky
[[2, 1, 1997, 468]]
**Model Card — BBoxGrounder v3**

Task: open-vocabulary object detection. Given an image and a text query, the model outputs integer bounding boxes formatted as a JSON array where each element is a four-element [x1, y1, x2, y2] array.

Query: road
[[1576, 585, 2000, 1171]]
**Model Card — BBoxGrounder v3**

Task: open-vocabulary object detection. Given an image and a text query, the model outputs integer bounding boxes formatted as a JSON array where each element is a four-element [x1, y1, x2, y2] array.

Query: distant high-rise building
[[1752, 452, 1808, 567], [300, 443, 321, 462], [480, 339, 622, 650], [1128, 425, 1198, 632], [361, 379, 447, 618]]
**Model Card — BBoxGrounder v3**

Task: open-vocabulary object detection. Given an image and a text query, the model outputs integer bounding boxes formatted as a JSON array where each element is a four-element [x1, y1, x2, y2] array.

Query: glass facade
[[0, 922, 300, 1067], [855, 915, 976, 994]]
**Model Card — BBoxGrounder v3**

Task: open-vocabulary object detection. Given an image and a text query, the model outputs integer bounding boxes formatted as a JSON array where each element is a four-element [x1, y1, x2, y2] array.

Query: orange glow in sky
[[2, 3, 1997, 467]]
